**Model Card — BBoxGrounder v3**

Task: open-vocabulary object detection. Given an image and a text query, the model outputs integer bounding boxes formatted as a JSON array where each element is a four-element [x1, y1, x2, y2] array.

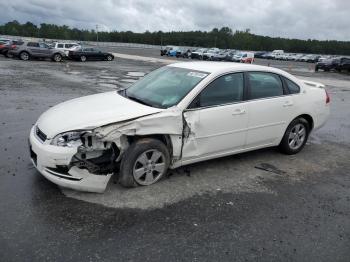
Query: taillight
[[11, 44, 16, 50], [325, 90, 330, 104]]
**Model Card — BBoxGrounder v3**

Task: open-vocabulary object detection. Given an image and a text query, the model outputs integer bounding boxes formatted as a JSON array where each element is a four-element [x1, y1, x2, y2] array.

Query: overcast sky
[[0, 0, 349, 41]]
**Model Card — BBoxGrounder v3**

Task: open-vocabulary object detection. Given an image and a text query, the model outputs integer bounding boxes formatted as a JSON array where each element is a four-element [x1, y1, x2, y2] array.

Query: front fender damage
[[66, 108, 184, 192]]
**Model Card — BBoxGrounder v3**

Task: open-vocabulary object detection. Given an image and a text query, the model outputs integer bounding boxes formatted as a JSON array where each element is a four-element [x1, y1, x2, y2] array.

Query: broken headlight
[[50, 131, 86, 147]]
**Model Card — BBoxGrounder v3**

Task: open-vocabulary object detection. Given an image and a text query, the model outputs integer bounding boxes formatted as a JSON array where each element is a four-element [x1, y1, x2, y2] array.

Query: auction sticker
[[187, 72, 208, 78]]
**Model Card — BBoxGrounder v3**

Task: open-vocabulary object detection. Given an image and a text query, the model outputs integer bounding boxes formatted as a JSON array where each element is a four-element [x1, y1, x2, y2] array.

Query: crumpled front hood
[[37, 91, 163, 138]]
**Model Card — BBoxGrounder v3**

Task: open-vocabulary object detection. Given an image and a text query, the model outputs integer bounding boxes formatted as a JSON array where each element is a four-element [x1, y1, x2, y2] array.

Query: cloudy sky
[[0, 0, 349, 40]]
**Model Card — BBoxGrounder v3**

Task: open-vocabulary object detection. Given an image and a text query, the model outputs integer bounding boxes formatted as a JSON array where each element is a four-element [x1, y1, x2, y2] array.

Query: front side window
[[196, 73, 244, 107], [125, 67, 208, 108], [57, 44, 64, 48], [39, 43, 49, 48], [248, 72, 283, 99]]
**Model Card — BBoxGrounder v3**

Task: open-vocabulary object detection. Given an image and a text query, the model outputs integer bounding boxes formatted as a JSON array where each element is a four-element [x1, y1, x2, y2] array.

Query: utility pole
[[96, 24, 99, 43]]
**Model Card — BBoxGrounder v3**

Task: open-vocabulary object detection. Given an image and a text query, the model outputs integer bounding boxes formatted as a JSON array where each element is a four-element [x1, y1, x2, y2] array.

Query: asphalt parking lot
[[1, 50, 350, 262]]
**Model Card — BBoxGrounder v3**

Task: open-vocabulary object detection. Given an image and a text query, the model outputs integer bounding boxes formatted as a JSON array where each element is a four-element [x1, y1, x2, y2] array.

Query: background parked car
[[175, 47, 192, 58], [203, 48, 220, 60], [211, 50, 229, 61], [8, 41, 66, 62], [335, 57, 350, 72], [52, 42, 81, 56], [254, 51, 267, 58], [261, 52, 274, 59], [231, 52, 254, 63], [315, 58, 338, 72], [0, 40, 24, 58], [160, 45, 175, 56], [167, 46, 180, 57], [190, 48, 207, 59], [68, 47, 114, 62]]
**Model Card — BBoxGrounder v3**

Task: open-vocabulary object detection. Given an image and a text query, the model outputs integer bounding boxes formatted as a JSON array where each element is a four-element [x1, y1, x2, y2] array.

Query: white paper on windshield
[[187, 72, 208, 78]]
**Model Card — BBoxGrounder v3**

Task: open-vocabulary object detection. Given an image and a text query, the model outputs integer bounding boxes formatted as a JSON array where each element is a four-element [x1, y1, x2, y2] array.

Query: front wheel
[[119, 138, 170, 187], [279, 118, 310, 155], [80, 55, 87, 62]]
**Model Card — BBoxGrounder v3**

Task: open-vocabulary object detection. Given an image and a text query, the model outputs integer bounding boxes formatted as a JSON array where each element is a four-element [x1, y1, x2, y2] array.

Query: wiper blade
[[117, 89, 127, 97], [127, 95, 153, 107]]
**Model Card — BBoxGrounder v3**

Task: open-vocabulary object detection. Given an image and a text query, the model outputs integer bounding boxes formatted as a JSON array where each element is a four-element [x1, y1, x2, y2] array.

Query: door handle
[[232, 108, 246, 115], [283, 101, 294, 107]]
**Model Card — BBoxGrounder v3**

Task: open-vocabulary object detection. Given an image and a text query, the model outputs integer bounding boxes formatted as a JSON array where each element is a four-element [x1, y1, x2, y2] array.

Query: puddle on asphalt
[[120, 79, 138, 83], [98, 79, 119, 84], [67, 71, 81, 75], [98, 83, 118, 89], [126, 72, 145, 77], [99, 75, 119, 80]]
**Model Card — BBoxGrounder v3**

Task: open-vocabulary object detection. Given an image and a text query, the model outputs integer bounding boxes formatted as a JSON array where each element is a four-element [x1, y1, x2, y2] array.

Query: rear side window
[[284, 77, 300, 94], [57, 44, 64, 48], [248, 72, 283, 99], [27, 42, 39, 47], [198, 73, 244, 107]]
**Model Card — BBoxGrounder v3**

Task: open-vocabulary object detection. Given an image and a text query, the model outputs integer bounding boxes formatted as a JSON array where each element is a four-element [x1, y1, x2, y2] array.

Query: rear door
[[26, 42, 41, 57], [245, 71, 295, 148]]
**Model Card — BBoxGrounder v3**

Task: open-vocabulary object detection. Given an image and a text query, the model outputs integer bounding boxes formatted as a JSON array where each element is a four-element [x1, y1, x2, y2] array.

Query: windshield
[[125, 66, 208, 108]]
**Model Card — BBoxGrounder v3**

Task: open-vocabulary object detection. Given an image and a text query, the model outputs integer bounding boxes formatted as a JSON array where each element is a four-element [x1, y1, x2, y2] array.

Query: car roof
[[168, 61, 284, 75]]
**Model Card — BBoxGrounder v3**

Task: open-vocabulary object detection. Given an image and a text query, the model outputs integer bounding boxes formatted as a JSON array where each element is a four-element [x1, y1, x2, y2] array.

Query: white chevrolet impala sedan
[[29, 62, 330, 192]]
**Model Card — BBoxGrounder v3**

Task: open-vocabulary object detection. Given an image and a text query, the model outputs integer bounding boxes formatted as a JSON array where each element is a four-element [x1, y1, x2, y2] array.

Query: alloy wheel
[[288, 123, 306, 150], [133, 149, 166, 186]]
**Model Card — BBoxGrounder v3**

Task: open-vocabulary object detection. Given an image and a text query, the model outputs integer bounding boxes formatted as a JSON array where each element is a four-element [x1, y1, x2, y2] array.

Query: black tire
[[119, 138, 170, 188], [52, 53, 62, 62], [80, 55, 87, 62], [5, 51, 13, 58], [19, 51, 30, 61], [315, 67, 319, 72], [279, 118, 310, 155], [106, 55, 113, 61]]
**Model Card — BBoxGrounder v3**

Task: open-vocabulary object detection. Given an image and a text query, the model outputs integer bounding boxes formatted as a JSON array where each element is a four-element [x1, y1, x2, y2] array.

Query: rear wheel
[[279, 118, 310, 155], [5, 51, 13, 58], [19, 51, 29, 61], [106, 55, 113, 61], [80, 55, 87, 62], [52, 53, 62, 62], [119, 138, 170, 187]]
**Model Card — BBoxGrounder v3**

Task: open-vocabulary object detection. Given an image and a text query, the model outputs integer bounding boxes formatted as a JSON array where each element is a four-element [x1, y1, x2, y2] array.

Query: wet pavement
[[0, 52, 350, 262]]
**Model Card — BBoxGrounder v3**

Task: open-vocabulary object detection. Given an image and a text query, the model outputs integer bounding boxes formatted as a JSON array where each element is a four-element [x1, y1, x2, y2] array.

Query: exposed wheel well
[[295, 114, 314, 130], [127, 134, 173, 157]]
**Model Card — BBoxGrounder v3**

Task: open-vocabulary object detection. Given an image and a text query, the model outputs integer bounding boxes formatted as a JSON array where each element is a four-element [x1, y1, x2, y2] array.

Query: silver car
[[8, 41, 66, 62]]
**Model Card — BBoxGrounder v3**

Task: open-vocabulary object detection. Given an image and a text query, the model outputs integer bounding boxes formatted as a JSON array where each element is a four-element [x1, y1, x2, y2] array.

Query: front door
[[182, 73, 248, 161]]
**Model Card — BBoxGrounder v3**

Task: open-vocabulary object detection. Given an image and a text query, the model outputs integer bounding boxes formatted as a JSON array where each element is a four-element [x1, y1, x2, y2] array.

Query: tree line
[[1, 20, 349, 55]]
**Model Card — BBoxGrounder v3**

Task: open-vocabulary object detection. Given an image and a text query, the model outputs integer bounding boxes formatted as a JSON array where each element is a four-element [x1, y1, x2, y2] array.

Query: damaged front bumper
[[29, 126, 112, 193]]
